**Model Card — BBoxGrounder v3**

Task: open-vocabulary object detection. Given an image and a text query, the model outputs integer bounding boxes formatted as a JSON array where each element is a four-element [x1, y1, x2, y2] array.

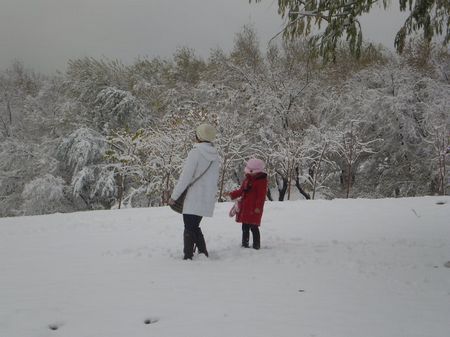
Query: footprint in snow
[[144, 317, 159, 325], [48, 322, 63, 331]]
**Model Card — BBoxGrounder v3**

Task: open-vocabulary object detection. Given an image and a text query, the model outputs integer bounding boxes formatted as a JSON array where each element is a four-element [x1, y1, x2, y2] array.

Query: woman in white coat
[[168, 124, 220, 260]]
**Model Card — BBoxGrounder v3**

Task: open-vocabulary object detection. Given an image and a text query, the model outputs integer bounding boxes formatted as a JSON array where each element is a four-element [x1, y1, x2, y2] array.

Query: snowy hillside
[[1, 197, 449, 337]]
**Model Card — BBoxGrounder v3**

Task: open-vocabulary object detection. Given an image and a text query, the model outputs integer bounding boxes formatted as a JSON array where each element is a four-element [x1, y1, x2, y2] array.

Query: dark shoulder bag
[[170, 161, 213, 214]]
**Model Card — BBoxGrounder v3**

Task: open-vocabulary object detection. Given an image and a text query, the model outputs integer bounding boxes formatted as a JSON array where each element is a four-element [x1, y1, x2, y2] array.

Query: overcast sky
[[0, 0, 409, 74]]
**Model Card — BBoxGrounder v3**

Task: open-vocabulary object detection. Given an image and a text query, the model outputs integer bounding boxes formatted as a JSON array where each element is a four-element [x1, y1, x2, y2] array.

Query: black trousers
[[183, 214, 202, 232], [183, 214, 208, 258], [242, 223, 260, 249]]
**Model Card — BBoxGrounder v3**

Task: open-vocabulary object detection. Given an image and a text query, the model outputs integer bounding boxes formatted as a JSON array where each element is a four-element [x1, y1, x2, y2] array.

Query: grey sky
[[0, 0, 408, 74]]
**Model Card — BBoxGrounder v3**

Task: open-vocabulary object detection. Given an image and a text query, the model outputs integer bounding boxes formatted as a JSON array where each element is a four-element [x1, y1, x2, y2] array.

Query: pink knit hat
[[244, 158, 265, 174]]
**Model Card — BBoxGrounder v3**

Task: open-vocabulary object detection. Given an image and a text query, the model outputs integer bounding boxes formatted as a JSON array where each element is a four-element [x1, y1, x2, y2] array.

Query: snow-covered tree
[[230, 24, 264, 73], [418, 77, 450, 195], [71, 166, 116, 210], [172, 47, 206, 85], [0, 61, 42, 138], [94, 86, 147, 131], [55, 128, 109, 209], [22, 174, 67, 215], [56, 128, 107, 179], [215, 108, 258, 200], [0, 136, 59, 216], [2, 32, 450, 218], [302, 127, 337, 199], [142, 124, 191, 206], [104, 129, 147, 208], [330, 121, 379, 198]]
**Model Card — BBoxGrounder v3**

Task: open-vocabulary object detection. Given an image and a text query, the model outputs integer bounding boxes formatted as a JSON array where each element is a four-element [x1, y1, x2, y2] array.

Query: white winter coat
[[171, 142, 220, 217]]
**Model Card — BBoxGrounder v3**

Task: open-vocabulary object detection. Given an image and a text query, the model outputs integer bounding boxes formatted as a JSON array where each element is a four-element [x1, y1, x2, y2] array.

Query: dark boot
[[183, 230, 195, 260], [242, 224, 250, 248], [251, 226, 260, 250], [194, 227, 209, 257]]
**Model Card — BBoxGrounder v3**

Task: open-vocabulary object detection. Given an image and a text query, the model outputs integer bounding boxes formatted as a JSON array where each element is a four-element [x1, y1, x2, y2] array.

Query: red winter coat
[[229, 172, 268, 226]]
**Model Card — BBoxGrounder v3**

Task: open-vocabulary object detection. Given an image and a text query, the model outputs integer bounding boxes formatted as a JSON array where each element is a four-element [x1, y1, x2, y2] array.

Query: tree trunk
[[163, 148, 174, 205], [287, 160, 292, 200], [438, 136, 446, 195], [311, 166, 317, 199], [346, 162, 352, 198], [295, 166, 311, 200], [7, 100, 12, 125], [276, 173, 288, 201], [346, 123, 354, 198], [312, 142, 327, 200], [266, 188, 273, 201], [0, 116, 9, 137], [218, 155, 228, 202], [233, 169, 242, 185], [163, 172, 171, 205], [1, 100, 11, 137], [117, 173, 124, 209]]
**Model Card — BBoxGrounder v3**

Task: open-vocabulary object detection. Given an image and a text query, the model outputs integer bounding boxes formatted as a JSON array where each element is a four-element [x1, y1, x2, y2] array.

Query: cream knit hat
[[196, 123, 216, 142]]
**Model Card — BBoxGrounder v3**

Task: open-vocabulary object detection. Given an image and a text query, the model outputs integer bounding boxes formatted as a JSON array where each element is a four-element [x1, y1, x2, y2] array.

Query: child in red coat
[[227, 158, 268, 249]]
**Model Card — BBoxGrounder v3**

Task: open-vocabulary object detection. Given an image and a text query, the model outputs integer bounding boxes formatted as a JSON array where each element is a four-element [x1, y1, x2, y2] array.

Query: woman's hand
[[168, 198, 175, 206]]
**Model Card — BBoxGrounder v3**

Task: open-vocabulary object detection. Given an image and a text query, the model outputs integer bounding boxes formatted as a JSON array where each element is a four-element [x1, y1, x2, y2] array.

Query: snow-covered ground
[[1, 197, 449, 337]]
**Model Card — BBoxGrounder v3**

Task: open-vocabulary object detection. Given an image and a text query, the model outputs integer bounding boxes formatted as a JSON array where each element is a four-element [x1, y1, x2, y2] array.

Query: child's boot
[[251, 226, 260, 250], [242, 226, 250, 248]]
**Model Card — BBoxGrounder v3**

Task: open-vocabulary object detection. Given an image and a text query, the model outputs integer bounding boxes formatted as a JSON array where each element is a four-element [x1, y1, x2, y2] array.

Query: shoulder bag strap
[[187, 161, 213, 189]]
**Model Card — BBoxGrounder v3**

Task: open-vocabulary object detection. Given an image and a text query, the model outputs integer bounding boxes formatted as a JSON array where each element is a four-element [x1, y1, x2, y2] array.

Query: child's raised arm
[[228, 184, 244, 200]]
